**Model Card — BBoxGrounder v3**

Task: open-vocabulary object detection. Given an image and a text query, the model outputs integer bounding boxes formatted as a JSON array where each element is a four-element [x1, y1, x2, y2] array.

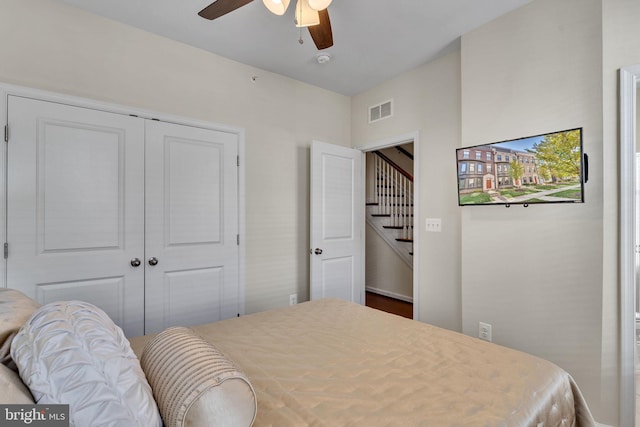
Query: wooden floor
[[365, 291, 413, 319]]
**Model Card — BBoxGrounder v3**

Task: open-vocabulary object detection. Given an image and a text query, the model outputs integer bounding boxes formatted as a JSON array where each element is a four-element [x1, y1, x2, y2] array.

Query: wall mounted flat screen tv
[[456, 128, 586, 206]]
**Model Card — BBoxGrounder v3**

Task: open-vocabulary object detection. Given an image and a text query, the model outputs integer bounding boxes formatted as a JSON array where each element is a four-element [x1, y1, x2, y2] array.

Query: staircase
[[366, 150, 413, 268]]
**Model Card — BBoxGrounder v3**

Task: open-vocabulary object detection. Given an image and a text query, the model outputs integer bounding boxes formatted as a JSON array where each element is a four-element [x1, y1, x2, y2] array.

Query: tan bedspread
[[129, 299, 594, 427]]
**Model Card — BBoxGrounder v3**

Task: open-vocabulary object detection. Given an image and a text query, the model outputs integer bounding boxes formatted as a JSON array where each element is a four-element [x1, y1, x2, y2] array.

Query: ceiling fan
[[198, 0, 334, 50]]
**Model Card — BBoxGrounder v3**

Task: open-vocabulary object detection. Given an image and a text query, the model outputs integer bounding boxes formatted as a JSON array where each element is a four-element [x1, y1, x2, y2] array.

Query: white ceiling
[[56, 0, 533, 96]]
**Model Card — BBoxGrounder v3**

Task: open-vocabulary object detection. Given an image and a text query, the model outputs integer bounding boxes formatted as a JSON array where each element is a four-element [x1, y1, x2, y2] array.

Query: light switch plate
[[425, 218, 442, 232]]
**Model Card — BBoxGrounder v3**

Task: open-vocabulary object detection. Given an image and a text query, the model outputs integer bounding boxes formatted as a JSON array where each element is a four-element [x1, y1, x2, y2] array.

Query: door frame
[[356, 131, 420, 320], [620, 64, 640, 427], [0, 82, 246, 315]]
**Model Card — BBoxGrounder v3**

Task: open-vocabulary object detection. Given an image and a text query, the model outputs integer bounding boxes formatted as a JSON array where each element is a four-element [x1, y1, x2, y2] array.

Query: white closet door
[[144, 121, 239, 334], [6, 96, 145, 337]]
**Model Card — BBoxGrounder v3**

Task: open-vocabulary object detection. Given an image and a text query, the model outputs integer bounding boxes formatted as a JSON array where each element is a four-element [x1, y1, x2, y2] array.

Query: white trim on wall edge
[[0, 81, 247, 316], [365, 286, 413, 304], [620, 64, 640, 427]]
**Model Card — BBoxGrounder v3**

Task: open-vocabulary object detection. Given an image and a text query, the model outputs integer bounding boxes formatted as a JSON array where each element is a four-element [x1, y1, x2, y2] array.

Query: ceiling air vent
[[369, 99, 393, 124]]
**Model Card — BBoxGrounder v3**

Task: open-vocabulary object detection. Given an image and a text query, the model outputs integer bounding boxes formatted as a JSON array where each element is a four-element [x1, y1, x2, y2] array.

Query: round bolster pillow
[[140, 326, 257, 427]]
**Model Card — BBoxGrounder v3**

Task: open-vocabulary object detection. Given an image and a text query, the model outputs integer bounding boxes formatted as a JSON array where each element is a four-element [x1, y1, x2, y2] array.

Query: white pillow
[[11, 301, 162, 427]]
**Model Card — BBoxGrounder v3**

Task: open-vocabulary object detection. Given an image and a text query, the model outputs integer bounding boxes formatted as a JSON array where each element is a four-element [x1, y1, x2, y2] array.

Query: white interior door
[[6, 96, 145, 336], [143, 121, 239, 334], [310, 140, 364, 303]]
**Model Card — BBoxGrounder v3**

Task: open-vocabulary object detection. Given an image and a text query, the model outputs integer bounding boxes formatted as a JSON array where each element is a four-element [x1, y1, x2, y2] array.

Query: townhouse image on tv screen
[[456, 128, 585, 206]]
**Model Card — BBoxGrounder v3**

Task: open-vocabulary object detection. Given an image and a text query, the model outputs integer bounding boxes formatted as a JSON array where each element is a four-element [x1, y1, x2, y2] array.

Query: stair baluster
[[366, 150, 414, 266]]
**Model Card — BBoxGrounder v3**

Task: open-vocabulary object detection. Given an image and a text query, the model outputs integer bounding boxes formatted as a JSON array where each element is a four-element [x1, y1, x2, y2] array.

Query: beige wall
[[365, 224, 412, 298], [352, 52, 462, 332], [0, 0, 351, 314], [461, 0, 610, 422], [357, 0, 640, 421]]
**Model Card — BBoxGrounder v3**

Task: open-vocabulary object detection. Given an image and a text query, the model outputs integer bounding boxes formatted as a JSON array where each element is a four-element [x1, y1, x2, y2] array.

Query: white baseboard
[[366, 286, 413, 303]]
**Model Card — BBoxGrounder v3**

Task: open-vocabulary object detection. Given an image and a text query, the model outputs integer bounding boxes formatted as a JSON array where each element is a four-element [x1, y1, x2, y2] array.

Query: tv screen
[[456, 128, 586, 206]]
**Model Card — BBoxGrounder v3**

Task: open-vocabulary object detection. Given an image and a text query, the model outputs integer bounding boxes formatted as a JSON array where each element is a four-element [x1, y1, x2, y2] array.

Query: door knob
[[148, 257, 159, 266], [314, 248, 323, 255], [130, 258, 141, 267]]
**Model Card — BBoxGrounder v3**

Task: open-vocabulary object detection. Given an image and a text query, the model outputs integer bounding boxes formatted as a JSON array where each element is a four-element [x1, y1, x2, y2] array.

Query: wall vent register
[[369, 100, 393, 123]]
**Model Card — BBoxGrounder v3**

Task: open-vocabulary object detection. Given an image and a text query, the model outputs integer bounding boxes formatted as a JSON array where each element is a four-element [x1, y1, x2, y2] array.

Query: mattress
[[129, 298, 595, 427]]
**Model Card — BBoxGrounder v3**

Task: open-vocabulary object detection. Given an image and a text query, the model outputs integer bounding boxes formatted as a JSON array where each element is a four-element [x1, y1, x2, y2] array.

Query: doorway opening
[[358, 133, 419, 320]]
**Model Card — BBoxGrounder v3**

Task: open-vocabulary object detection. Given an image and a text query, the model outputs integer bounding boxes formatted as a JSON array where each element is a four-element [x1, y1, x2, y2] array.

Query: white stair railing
[[370, 152, 413, 240]]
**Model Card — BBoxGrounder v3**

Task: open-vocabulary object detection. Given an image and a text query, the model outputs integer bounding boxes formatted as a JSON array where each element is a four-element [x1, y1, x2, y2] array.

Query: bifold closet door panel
[[6, 96, 146, 337], [143, 120, 239, 334]]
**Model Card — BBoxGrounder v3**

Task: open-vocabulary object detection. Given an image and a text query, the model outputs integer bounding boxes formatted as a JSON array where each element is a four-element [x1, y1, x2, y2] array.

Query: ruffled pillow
[[11, 301, 162, 427]]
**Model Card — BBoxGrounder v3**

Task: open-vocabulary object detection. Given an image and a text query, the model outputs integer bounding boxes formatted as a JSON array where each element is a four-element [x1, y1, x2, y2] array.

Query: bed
[[129, 298, 595, 426]]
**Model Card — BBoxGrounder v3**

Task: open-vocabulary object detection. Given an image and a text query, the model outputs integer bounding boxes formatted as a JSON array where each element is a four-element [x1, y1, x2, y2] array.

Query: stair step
[[368, 212, 414, 217], [372, 203, 413, 206], [396, 238, 413, 243], [366, 202, 379, 206], [383, 226, 404, 230], [371, 214, 391, 217]]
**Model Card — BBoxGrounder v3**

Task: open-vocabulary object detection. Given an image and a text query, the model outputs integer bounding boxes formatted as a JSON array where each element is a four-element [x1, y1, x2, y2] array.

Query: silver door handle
[[130, 258, 141, 267], [314, 248, 323, 255], [148, 257, 159, 266]]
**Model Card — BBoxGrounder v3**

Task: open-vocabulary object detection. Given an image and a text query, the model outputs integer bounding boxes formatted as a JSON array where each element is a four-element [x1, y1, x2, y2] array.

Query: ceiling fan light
[[295, 0, 320, 27], [307, 0, 332, 11], [263, 0, 290, 16]]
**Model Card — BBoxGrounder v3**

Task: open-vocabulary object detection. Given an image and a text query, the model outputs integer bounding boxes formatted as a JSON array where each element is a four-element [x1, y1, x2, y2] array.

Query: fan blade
[[198, 0, 254, 20], [308, 9, 333, 50]]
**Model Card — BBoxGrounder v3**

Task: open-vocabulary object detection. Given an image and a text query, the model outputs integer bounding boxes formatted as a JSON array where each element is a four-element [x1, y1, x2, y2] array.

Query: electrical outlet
[[479, 322, 492, 342], [289, 293, 298, 306], [425, 218, 442, 232]]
